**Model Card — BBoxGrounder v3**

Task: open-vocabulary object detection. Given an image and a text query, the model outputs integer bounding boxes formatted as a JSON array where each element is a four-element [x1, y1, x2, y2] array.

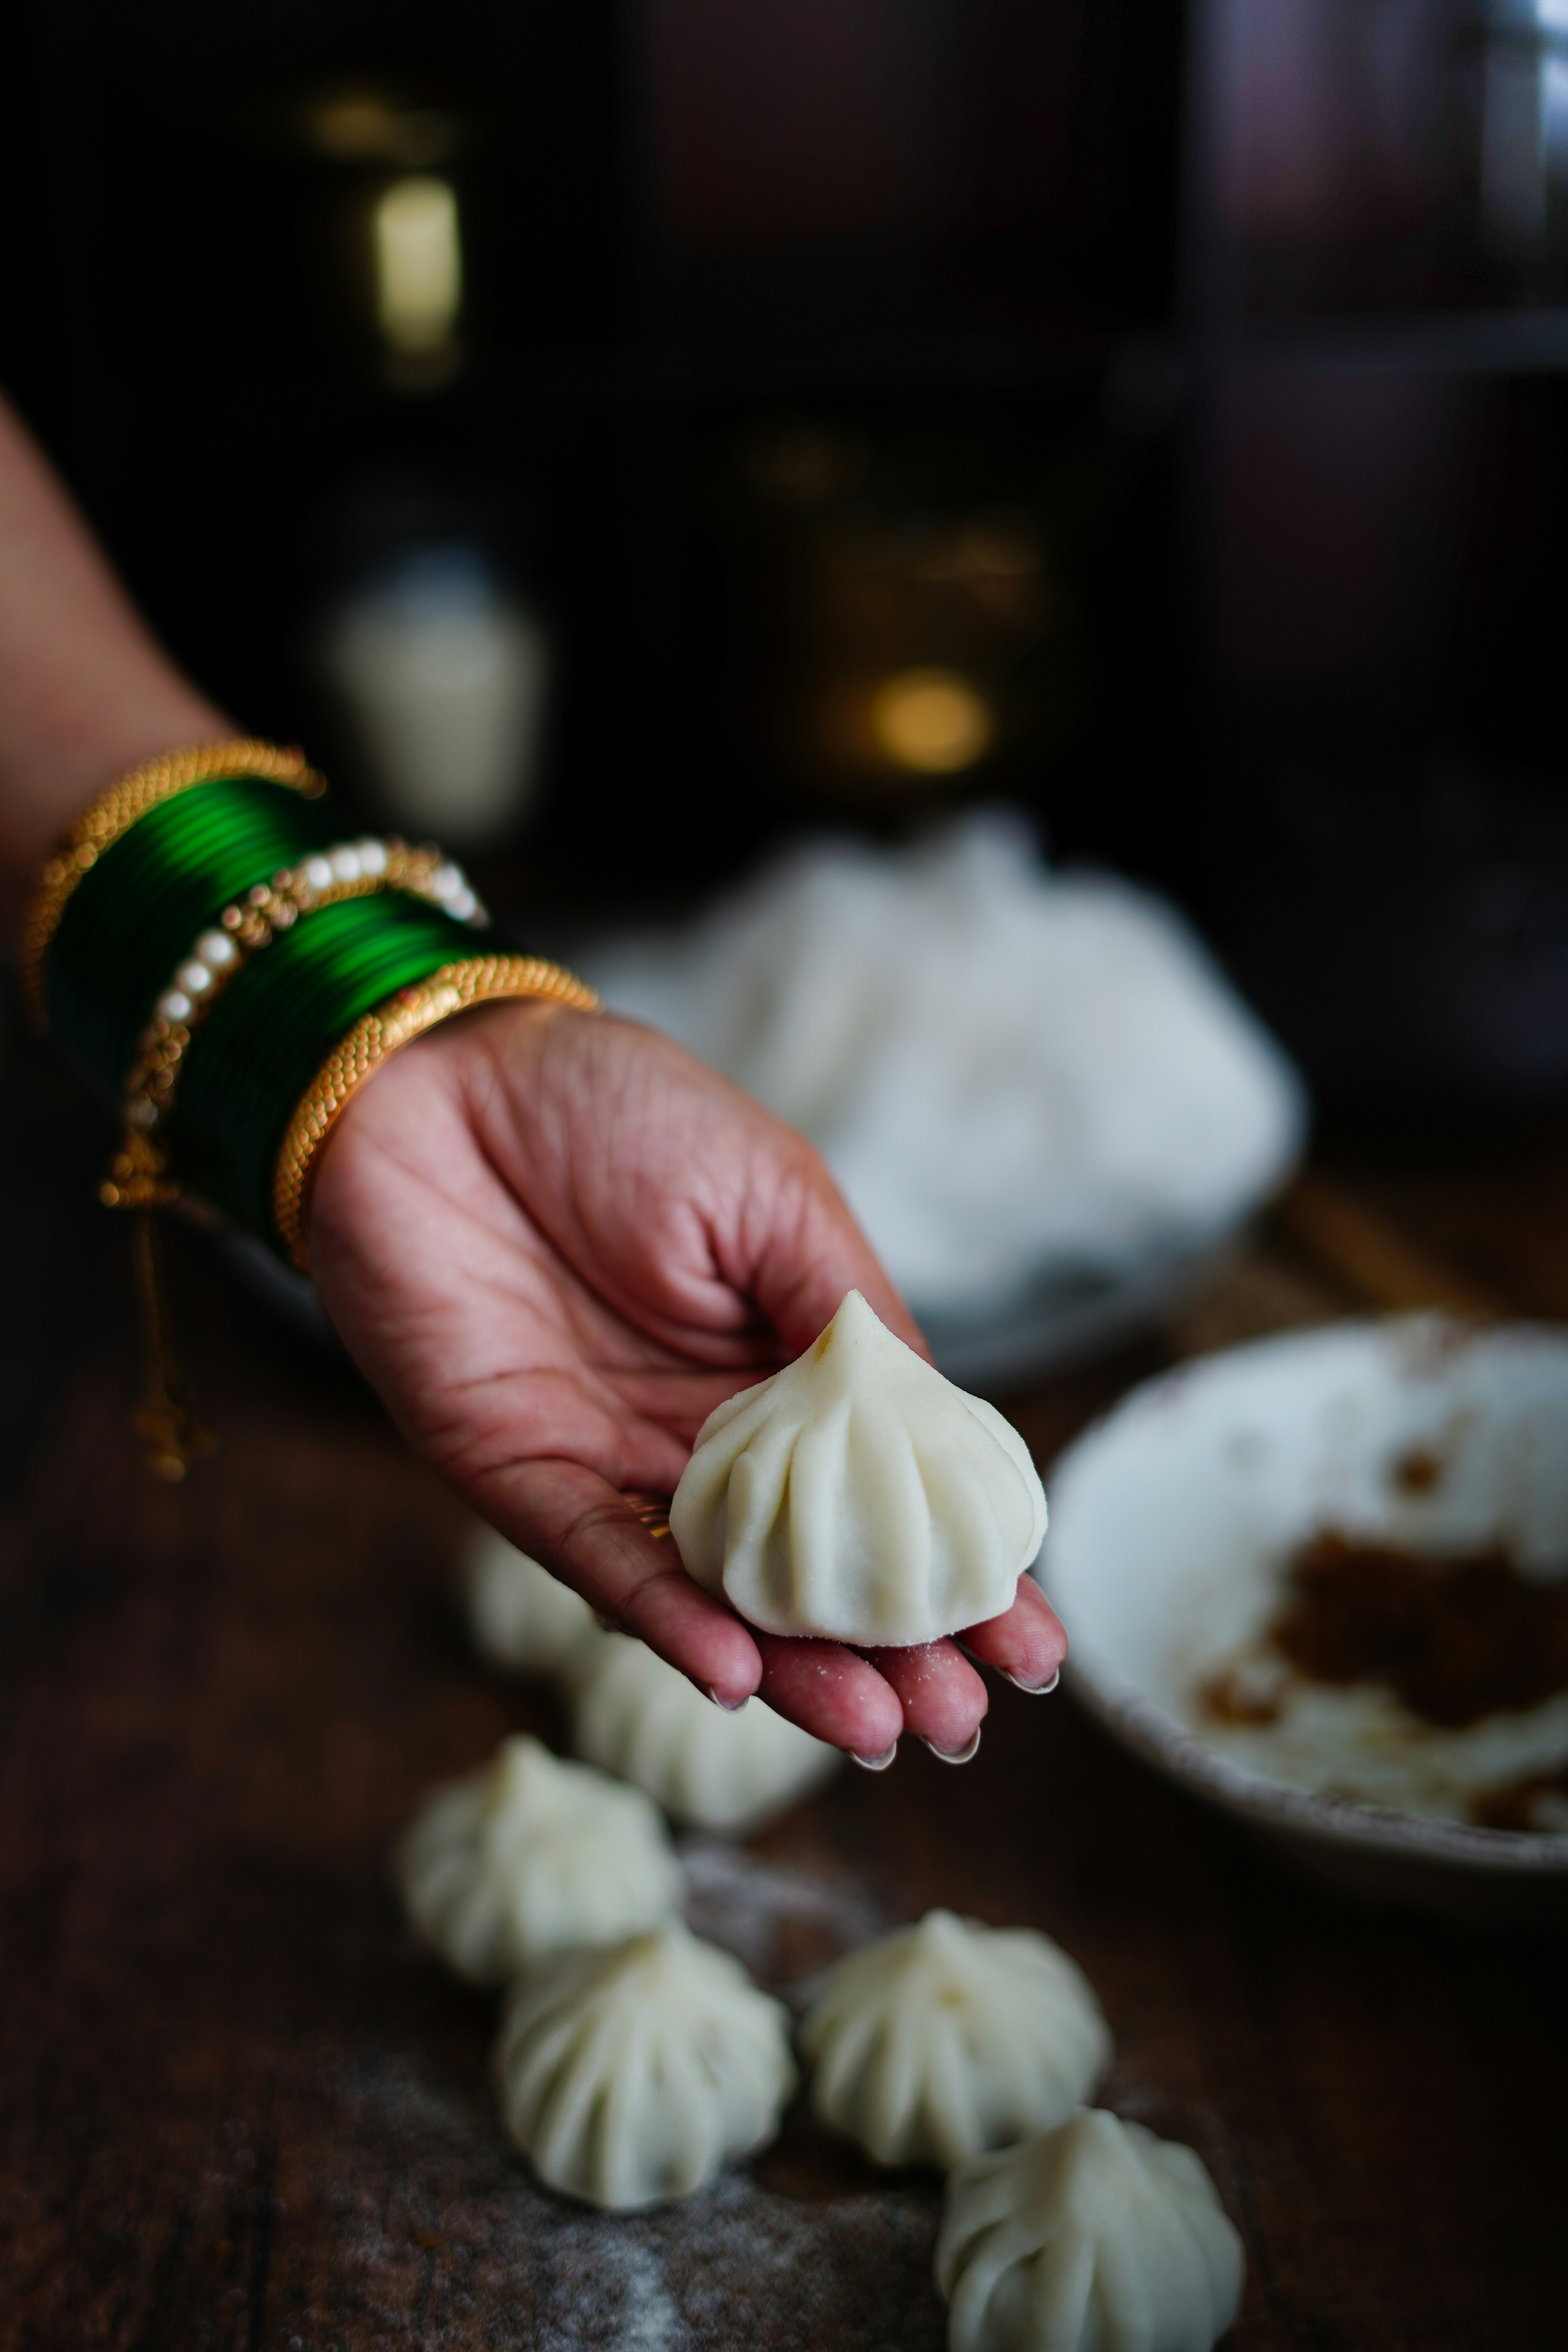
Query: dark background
[[0, 0, 1185, 882], [5, 0, 1568, 1116]]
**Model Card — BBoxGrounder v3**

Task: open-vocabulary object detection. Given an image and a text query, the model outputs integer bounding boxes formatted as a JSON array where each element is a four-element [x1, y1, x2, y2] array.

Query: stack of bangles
[[21, 740, 599, 1466]]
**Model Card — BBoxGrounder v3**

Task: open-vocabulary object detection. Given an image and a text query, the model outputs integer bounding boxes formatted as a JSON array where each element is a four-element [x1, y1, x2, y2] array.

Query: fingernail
[[1005, 1666, 1060, 1695], [707, 1687, 750, 1713], [852, 1742, 899, 1772], [923, 1728, 982, 1765]]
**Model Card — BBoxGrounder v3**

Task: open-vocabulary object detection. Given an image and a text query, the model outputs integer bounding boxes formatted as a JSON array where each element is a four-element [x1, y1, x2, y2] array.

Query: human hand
[[308, 1003, 1066, 1762]]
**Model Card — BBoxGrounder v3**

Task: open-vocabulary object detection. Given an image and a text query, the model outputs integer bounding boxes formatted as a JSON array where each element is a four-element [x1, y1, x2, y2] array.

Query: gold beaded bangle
[[100, 838, 490, 1216], [272, 954, 601, 1270], [21, 738, 325, 1031]]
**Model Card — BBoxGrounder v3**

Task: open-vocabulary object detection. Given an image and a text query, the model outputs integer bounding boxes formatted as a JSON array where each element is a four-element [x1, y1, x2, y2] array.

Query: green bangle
[[49, 777, 343, 1100], [22, 738, 325, 1038], [177, 891, 479, 1238]]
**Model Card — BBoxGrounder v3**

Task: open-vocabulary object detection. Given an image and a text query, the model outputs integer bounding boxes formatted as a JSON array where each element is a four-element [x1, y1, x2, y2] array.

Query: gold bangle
[[20, 737, 325, 1031], [100, 838, 489, 1216], [272, 954, 601, 1270]]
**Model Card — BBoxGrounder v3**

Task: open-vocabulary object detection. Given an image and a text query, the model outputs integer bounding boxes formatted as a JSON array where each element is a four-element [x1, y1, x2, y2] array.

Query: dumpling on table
[[465, 1528, 601, 1677], [800, 1910, 1109, 2169], [569, 1630, 841, 1834], [494, 1920, 796, 2208], [936, 2109, 1244, 2352], [396, 1733, 682, 1983]]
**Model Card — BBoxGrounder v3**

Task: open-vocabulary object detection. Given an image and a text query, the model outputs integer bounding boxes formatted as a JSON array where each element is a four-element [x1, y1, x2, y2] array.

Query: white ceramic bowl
[[1036, 1317, 1568, 1923]]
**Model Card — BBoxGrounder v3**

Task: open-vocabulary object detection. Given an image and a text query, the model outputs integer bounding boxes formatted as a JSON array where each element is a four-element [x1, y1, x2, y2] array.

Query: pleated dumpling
[[936, 2110, 1245, 2352], [800, 1910, 1110, 2170], [569, 1630, 841, 1833], [466, 1530, 602, 1677], [494, 1920, 797, 2209], [669, 1289, 1047, 1646], [396, 1735, 682, 1984]]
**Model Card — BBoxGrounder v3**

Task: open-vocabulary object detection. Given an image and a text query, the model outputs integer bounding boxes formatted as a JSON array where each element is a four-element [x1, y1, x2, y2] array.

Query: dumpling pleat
[[961, 1392, 1050, 1560], [809, 1989, 883, 2115], [909, 1434, 1011, 1639], [849, 1403, 936, 1642], [1035, 2220, 1099, 2352], [922, 2013, 984, 2172], [948, 2213, 1036, 2352], [784, 1391, 858, 1634]]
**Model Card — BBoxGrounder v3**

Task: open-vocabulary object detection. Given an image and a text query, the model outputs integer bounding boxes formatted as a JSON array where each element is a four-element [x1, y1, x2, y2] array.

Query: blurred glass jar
[[314, 546, 551, 850]]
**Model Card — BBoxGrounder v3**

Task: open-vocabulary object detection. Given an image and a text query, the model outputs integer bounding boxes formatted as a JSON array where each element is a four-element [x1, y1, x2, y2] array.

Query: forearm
[[0, 390, 227, 934]]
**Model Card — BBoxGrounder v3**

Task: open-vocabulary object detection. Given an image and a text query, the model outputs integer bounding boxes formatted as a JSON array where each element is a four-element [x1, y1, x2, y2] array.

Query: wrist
[[0, 693, 230, 938]]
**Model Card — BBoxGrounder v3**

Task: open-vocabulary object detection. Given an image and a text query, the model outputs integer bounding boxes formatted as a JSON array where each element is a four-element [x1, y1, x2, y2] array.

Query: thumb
[[742, 1143, 932, 1365]]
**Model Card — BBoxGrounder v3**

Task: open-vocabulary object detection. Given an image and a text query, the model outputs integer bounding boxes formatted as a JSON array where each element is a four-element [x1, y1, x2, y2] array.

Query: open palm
[[307, 1000, 1066, 1761]]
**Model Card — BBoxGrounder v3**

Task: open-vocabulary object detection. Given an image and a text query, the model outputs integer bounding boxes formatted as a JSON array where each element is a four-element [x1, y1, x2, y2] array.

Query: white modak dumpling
[[396, 1734, 682, 1984], [494, 1919, 797, 2209], [800, 1910, 1111, 2171], [936, 2109, 1244, 2352], [570, 1632, 841, 1833], [669, 1289, 1047, 1646], [466, 1529, 602, 1677]]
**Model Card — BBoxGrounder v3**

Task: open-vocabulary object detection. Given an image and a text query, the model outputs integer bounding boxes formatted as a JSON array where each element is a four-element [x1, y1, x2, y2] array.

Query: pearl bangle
[[103, 837, 486, 1210]]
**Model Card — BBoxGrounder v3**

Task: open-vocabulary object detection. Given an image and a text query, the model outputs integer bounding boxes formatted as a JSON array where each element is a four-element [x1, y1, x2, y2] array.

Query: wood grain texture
[[4, 990, 1568, 2350]]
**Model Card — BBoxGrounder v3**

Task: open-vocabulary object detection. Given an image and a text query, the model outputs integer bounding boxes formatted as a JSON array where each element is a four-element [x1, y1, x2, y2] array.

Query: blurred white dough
[[580, 814, 1303, 1316], [800, 1909, 1110, 2170], [671, 1290, 1046, 1644], [466, 1529, 601, 1676], [936, 2109, 1244, 2352], [494, 1920, 796, 2208], [570, 1631, 842, 1833], [396, 1734, 682, 1983]]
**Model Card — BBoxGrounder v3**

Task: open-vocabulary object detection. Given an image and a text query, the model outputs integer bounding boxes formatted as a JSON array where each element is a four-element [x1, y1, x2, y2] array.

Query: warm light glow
[[305, 92, 459, 167], [871, 668, 995, 775], [373, 176, 462, 355]]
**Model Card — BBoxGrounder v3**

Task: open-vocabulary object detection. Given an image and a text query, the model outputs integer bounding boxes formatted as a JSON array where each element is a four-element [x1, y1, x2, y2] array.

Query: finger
[[743, 1141, 932, 1363], [477, 1456, 763, 1708], [751, 1630, 905, 1760], [753, 1226, 929, 1363], [860, 1638, 989, 1759], [959, 1575, 1067, 1693]]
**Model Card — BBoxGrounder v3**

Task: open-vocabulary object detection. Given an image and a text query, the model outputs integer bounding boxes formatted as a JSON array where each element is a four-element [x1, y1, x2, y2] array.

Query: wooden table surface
[[4, 988, 1568, 2351]]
